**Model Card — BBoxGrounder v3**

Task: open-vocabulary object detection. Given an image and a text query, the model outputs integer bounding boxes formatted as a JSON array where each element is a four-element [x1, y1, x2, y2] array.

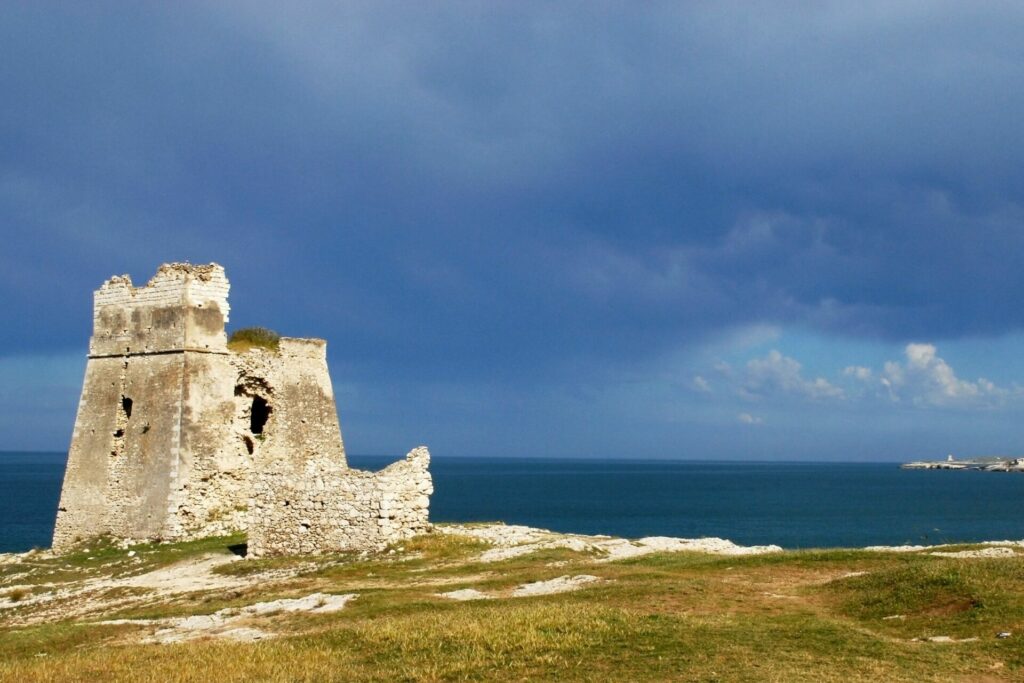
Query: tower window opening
[[250, 396, 271, 435]]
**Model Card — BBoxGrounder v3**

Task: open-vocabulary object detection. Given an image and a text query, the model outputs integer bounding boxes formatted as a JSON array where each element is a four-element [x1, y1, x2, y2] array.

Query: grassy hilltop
[[2, 525, 1024, 682]]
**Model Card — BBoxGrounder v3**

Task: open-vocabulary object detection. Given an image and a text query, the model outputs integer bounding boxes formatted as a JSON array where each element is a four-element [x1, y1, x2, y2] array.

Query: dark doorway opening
[[250, 396, 271, 435]]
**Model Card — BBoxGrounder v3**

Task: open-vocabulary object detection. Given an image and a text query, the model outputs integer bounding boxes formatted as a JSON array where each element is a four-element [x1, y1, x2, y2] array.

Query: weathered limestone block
[[52, 262, 433, 556]]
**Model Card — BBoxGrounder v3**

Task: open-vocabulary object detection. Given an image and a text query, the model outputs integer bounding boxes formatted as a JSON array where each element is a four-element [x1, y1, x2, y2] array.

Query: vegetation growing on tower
[[228, 326, 281, 352]]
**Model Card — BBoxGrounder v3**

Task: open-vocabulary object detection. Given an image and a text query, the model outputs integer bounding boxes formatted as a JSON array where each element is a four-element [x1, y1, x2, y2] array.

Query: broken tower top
[[90, 262, 230, 357]]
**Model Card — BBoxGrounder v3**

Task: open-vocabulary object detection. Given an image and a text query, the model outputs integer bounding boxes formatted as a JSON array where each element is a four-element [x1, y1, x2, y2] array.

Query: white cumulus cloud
[[737, 412, 764, 425], [691, 375, 712, 393], [849, 343, 1011, 407], [842, 365, 873, 381], [741, 350, 845, 401], [699, 342, 1017, 413]]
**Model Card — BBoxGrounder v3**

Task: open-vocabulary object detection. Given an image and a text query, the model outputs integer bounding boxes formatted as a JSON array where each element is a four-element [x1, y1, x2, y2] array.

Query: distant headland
[[901, 454, 1024, 472]]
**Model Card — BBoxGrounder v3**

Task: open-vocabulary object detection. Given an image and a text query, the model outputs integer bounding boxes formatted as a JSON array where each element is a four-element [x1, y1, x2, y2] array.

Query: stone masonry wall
[[90, 263, 229, 357], [54, 263, 433, 556], [53, 263, 239, 550], [239, 339, 433, 557], [234, 338, 348, 470], [168, 351, 248, 539], [247, 447, 433, 557]]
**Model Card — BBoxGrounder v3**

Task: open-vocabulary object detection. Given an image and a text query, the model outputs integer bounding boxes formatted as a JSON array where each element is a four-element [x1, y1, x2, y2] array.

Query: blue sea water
[[3, 451, 1024, 553], [1, 452, 66, 553]]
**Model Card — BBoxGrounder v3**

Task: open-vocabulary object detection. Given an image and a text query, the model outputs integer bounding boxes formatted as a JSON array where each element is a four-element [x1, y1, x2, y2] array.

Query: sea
[[3, 451, 1024, 553]]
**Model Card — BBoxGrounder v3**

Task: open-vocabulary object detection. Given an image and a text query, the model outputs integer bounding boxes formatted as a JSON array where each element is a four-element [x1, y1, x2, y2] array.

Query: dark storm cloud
[[3, 1, 1024, 384]]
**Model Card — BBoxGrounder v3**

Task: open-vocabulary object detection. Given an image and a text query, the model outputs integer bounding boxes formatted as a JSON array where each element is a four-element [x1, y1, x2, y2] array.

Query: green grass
[[0, 534, 245, 591], [826, 558, 1024, 639], [227, 326, 280, 352], [2, 533, 1024, 681]]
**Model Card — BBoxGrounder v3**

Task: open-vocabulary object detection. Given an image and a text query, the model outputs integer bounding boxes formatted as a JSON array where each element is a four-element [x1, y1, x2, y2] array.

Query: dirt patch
[[866, 543, 1022, 555], [931, 547, 1017, 559], [512, 575, 601, 597], [914, 635, 980, 643], [437, 575, 604, 601], [100, 592, 357, 644], [0, 552, 312, 627], [116, 554, 245, 592], [438, 589, 491, 601], [920, 597, 980, 618]]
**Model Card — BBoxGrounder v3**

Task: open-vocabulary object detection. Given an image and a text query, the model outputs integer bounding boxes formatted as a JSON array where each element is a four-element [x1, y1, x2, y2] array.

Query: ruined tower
[[53, 263, 432, 555]]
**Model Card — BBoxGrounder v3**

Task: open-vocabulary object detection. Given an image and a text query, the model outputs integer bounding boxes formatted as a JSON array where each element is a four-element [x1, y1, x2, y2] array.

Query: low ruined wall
[[247, 448, 432, 557]]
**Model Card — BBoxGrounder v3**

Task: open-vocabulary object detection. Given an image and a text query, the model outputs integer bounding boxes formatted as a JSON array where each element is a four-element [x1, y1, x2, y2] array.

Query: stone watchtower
[[53, 264, 240, 549], [53, 263, 431, 555]]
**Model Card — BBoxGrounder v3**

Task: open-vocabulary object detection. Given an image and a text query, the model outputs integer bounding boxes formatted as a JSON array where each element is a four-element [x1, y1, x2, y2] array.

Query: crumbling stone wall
[[233, 338, 432, 556], [247, 447, 432, 557], [53, 263, 432, 556], [233, 338, 348, 470], [89, 263, 230, 356]]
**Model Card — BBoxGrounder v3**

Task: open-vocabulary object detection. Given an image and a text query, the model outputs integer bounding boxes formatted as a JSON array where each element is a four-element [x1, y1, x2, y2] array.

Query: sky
[[2, 2, 1024, 460]]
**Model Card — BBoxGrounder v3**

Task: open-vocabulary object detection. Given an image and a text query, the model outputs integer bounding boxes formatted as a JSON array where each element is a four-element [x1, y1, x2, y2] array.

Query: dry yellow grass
[[2, 532, 1023, 681]]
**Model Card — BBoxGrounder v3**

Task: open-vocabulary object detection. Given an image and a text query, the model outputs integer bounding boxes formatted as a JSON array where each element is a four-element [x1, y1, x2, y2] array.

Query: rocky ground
[[0, 523, 783, 637], [2, 524, 1024, 681]]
